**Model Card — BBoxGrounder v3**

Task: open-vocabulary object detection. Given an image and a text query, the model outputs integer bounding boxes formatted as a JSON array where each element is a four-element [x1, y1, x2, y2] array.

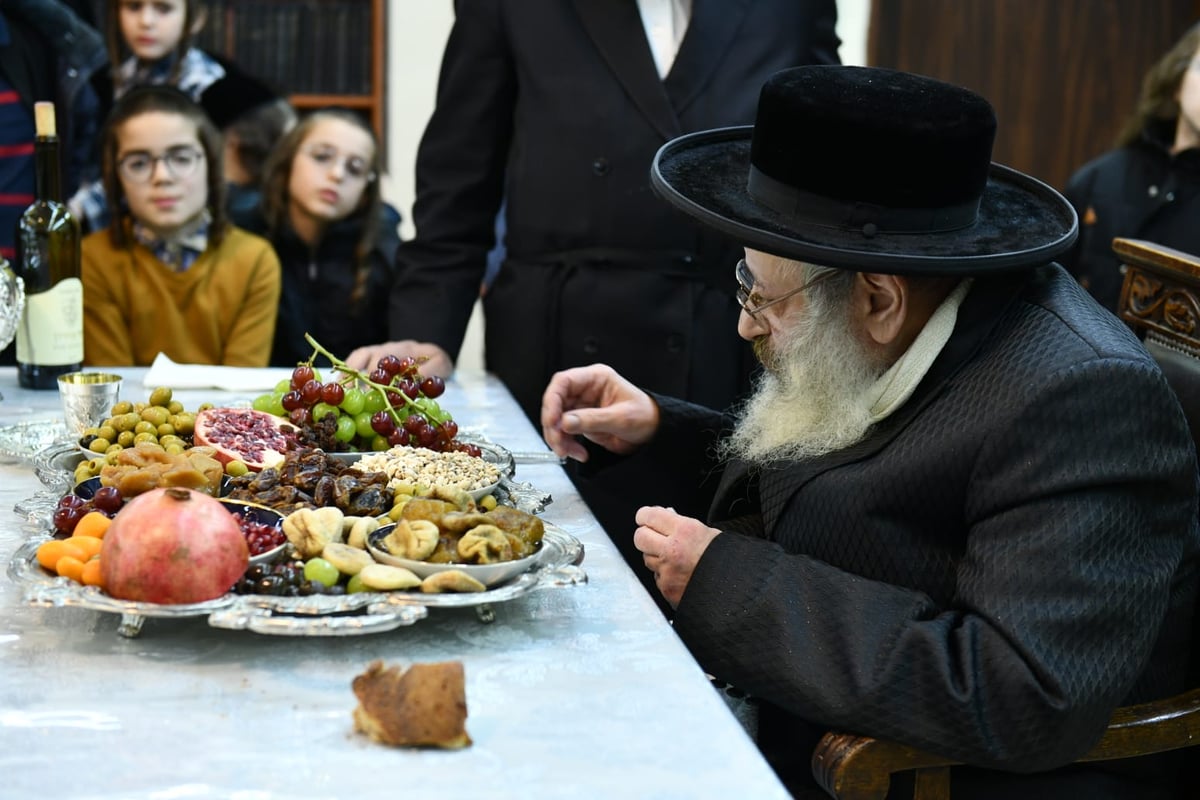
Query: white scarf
[[865, 278, 974, 423]]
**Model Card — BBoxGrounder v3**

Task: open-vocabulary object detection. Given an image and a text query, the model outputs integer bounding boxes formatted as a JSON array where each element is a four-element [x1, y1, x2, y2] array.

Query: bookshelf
[[194, 0, 386, 143]]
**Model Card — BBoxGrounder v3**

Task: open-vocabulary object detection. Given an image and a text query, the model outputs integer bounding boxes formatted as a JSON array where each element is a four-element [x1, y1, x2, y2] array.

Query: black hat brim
[[651, 127, 1078, 275]]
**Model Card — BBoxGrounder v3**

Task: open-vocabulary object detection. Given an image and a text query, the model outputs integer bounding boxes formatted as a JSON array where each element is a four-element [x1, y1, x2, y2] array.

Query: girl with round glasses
[[232, 109, 399, 367], [82, 86, 281, 367]]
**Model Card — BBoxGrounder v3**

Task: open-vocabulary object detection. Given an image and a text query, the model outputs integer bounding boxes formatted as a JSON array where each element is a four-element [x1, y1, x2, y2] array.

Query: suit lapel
[[664, 0, 752, 114], [570, 0, 682, 139]]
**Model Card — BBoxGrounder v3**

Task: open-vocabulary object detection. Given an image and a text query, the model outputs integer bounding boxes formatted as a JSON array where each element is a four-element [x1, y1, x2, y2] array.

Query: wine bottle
[[15, 101, 83, 389]]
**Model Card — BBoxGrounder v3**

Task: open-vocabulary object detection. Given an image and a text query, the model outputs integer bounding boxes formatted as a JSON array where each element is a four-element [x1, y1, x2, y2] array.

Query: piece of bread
[[351, 660, 471, 748]]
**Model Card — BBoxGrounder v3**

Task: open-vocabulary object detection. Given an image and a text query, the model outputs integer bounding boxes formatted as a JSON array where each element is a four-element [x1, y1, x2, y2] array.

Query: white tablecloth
[[0, 367, 789, 800]]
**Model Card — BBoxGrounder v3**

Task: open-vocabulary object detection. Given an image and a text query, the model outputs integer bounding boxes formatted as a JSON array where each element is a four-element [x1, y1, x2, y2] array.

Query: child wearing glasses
[[231, 109, 399, 367], [81, 85, 281, 366]]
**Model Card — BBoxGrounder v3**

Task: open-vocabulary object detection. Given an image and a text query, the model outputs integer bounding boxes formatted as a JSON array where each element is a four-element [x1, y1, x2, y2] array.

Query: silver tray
[[12, 438, 584, 638], [8, 524, 584, 637], [0, 419, 73, 463]]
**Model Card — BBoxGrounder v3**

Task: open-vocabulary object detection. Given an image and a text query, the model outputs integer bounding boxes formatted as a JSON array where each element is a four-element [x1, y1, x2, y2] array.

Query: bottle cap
[[34, 102, 57, 138]]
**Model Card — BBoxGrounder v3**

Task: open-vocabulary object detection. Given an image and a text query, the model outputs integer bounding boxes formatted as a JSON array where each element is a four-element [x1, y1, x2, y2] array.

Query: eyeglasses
[[735, 258, 836, 318], [302, 144, 376, 182], [117, 146, 204, 184]]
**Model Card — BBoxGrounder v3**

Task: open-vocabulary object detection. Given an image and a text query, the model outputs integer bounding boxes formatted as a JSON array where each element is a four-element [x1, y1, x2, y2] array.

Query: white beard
[[720, 281, 887, 465]]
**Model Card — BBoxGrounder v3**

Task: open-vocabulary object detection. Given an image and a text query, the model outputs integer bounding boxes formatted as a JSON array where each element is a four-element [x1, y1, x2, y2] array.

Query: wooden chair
[[809, 237, 1200, 799]]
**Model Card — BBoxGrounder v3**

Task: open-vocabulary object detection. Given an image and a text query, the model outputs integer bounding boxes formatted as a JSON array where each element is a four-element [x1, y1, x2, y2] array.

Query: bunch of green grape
[[252, 347, 480, 457]]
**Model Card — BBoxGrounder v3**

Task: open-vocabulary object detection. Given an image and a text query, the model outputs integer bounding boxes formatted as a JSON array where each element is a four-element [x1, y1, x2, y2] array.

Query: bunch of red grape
[[53, 485, 124, 535], [253, 350, 481, 457]]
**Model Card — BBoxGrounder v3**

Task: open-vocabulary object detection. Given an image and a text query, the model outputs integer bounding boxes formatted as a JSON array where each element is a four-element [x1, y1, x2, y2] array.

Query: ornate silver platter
[[13, 437, 584, 638], [0, 419, 72, 463], [8, 525, 584, 638]]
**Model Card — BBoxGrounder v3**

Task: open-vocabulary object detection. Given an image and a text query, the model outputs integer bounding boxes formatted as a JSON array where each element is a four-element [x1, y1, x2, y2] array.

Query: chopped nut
[[354, 447, 500, 495]]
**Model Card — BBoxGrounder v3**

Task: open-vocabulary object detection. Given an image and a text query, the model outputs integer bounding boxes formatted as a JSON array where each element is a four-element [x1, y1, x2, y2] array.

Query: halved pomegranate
[[193, 407, 295, 471]]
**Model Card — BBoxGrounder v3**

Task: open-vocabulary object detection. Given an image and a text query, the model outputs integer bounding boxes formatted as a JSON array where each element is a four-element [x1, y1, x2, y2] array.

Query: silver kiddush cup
[[57, 372, 122, 437]]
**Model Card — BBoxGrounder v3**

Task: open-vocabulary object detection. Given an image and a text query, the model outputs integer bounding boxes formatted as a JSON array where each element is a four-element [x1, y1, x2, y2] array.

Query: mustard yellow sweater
[[82, 227, 281, 367]]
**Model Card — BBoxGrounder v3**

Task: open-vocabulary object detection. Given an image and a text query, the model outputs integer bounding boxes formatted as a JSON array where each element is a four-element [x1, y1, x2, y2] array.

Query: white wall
[[380, 2, 871, 370]]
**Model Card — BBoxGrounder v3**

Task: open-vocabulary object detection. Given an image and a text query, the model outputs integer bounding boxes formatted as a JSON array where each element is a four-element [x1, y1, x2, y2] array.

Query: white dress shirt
[[637, 0, 693, 79]]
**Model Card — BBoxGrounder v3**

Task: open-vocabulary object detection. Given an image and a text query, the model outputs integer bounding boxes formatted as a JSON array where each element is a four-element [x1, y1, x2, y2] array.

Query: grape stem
[[302, 333, 426, 425]]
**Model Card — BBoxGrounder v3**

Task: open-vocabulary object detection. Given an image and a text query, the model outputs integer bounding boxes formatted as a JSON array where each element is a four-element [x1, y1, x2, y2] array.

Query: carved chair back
[[1115, 237, 1200, 457]]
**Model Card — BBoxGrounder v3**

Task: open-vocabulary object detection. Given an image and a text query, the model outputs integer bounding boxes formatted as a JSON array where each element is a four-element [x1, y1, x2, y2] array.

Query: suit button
[[583, 336, 600, 355], [592, 158, 610, 176]]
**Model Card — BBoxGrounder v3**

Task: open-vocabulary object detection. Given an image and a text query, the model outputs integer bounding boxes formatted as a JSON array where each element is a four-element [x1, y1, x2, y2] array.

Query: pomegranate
[[193, 407, 294, 471], [101, 487, 249, 604]]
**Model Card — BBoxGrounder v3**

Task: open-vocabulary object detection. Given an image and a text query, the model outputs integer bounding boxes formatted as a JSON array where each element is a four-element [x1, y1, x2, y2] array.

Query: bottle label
[[16, 277, 84, 366]]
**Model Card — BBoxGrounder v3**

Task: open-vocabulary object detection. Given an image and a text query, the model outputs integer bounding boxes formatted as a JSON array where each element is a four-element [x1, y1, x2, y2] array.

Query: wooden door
[[868, 1, 1199, 190]]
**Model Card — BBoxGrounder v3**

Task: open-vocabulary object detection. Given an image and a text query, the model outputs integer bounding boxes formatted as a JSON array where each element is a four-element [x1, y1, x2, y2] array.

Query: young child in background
[[73, 0, 292, 230], [231, 109, 399, 367], [82, 86, 280, 367], [1061, 23, 1200, 311]]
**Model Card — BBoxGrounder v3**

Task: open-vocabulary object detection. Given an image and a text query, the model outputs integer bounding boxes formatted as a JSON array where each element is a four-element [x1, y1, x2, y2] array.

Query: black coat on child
[[235, 202, 400, 368]]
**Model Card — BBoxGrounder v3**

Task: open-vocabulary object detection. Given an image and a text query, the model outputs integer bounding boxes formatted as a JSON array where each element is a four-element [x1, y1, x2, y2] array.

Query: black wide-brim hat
[[651, 65, 1077, 274]]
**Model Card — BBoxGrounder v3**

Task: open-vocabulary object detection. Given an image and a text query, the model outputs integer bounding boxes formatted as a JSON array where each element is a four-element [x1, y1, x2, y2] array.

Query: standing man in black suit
[[348, 1, 840, 606]]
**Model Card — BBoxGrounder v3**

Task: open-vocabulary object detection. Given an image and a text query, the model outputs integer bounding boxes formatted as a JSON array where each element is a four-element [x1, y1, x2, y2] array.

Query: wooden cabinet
[[867, 0, 1198, 191], [193, 0, 386, 141]]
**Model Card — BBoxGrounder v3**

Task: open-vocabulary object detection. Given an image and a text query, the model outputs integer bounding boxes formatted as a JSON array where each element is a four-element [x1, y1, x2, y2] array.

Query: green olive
[[148, 386, 173, 407], [88, 438, 111, 454], [110, 400, 133, 415], [225, 460, 250, 477], [141, 406, 169, 427], [117, 431, 135, 447]]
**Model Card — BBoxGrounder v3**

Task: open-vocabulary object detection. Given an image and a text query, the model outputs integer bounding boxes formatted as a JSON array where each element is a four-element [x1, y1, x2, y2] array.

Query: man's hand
[[633, 506, 720, 608], [345, 341, 454, 377], [540, 364, 659, 462]]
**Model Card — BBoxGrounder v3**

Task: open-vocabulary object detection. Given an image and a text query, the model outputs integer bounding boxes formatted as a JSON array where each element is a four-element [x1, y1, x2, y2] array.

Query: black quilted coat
[[639, 264, 1200, 798]]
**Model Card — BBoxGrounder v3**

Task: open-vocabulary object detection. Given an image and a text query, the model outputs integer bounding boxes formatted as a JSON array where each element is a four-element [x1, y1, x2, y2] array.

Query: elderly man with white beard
[[540, 66, 1200, 800]]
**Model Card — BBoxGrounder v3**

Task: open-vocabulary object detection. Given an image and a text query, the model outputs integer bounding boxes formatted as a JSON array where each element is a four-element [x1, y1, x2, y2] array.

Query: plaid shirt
[[131, 211, 211, 272], [114, 48, 224, 100]]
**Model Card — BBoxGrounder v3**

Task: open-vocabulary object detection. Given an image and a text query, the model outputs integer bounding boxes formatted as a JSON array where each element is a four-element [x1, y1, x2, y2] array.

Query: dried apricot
[[36, 539, 87, 572], [73, 512, 112, 540], [36, 540, 68, 570], [80, 558, 104, 588], [56, 556, 87, 583], [69, 535, 103, 560]]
